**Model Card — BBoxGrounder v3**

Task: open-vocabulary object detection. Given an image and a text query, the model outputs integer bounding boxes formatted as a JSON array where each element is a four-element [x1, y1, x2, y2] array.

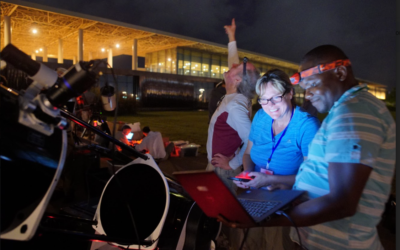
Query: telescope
[[0, 44, 219, 249]]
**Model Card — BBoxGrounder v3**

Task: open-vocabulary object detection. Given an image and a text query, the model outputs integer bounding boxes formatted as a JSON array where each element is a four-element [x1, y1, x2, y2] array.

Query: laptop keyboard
[[238, 199, 280, 218]]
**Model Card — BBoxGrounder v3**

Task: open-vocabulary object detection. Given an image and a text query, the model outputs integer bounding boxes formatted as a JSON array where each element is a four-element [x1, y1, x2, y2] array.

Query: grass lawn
[[111, 111, 210, 154], [111, 109, 396, 155]]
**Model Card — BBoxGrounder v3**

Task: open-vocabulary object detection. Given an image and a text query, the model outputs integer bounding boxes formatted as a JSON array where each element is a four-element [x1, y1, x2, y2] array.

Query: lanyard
[[267, 106, 295, 169]]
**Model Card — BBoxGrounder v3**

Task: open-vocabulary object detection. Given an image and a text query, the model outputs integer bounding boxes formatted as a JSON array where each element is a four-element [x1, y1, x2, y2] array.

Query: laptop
[[126, 132, 134, 141], [173, 170, 304, 226]]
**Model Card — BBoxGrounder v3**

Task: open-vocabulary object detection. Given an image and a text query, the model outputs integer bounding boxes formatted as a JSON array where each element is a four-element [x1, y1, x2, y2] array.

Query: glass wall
[[366, 85, 386, 100], [147, 47, 298, 80], [145, 48, 177, 74], [175, 47, 297, 81]]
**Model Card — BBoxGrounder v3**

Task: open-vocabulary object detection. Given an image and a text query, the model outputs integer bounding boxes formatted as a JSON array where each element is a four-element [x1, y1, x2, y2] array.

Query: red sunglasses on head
[[290, 59, 351, 85]]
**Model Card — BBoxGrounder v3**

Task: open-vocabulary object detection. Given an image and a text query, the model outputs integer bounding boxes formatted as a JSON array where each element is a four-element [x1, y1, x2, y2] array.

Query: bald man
[[220, 45, 395, 250]]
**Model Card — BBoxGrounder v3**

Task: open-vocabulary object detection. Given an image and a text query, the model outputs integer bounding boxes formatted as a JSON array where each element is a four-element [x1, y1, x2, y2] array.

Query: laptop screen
[[126, 132, 134, 140]]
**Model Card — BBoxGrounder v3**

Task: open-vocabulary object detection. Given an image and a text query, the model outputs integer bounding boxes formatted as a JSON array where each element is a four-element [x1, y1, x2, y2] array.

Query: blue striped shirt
[[291, 84, 396, 250]]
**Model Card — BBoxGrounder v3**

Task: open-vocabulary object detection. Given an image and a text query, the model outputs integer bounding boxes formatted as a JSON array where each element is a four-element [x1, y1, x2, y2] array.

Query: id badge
[[260, 168, 274, 175]]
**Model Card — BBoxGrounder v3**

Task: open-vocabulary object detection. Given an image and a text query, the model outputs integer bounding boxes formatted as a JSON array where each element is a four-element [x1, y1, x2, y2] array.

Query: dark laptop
[[173, 170, 304, 226]]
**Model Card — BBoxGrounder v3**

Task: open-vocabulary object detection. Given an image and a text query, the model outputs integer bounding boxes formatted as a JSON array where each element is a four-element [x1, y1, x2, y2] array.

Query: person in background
[[219, 45, 396, 250], [208, 81, 226, 122], [115, 125, 133, 152], [207, 19, 260, 250], [134, 126, 174, 161], [208, 18, 240, 123], [206, 18, 260, 193]]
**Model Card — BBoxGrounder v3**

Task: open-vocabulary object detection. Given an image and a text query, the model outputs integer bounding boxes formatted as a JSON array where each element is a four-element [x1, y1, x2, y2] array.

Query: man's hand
[[211, 153, 234, 170], [224, 18, 236, 42]]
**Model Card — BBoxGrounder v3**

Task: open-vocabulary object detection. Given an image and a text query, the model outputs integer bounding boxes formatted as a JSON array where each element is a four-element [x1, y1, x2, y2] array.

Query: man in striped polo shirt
[[220, 45, 395, 250]]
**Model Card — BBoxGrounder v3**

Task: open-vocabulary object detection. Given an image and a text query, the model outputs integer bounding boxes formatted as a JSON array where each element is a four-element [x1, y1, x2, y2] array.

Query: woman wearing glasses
[[234, 69, 320, 191], [230, 69, 320, 250]]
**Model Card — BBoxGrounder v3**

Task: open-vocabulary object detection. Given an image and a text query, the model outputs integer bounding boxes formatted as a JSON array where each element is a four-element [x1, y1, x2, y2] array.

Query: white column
[[132, 39, 137, 70], [58, 39, 63, 64], [89, 51, 93, 60], [4, 16, 11, 48], [73, 56, 77, 65], [78, 29, 83, 61], [108, 48, 113, 68], [31, 53, 36, 60], [43, 46, 48, 62]]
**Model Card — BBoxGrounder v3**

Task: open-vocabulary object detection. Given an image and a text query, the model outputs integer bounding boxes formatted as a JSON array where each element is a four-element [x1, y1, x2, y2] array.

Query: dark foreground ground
[[1, 153, 395, 250]]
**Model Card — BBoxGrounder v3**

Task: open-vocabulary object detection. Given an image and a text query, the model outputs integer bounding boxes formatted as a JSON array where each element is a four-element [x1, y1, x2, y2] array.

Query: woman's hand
[[232, 170, 251, 189], [246, 173, 294, 190], [211, 153, 234, 170], [233, 179, 249, 189], [244, 172, 271, 189]]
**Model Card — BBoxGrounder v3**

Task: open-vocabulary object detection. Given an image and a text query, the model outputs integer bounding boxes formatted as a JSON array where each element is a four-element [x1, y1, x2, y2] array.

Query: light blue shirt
[[291, 84, 396, 250], [249, 106, 320, 175]]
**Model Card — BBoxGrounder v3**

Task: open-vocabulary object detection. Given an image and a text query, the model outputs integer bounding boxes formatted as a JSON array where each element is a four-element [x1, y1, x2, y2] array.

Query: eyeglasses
[[290, 59, 351, 85], [258, 92, 287, 105]]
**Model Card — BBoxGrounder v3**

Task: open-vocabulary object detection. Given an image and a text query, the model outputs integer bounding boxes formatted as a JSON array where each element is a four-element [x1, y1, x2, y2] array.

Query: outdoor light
[[122, 91, 127, 95], [199, 88, 205, 92]]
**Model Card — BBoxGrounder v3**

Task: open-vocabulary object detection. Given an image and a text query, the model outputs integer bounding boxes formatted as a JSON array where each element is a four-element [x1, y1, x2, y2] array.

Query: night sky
[[19, 0, 397, 88]]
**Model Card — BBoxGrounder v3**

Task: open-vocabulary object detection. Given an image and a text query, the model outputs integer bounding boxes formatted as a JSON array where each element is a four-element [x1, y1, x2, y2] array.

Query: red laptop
[[173, 170, 304, 226]]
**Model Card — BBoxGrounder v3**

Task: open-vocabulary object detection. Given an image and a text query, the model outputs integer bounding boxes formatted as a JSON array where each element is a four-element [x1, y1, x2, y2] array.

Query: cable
[[239, 228, 249, 250], [275, 210, 306, 250], [0, 75, 8, 84]]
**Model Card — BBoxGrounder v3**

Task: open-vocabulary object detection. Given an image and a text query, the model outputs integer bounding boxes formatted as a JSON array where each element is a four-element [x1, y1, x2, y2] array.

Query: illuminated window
[[191, 51, 201, 77], [211, 54, 221, 78], [184, 49, 191, 75], [158, 50, 166, 73]]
